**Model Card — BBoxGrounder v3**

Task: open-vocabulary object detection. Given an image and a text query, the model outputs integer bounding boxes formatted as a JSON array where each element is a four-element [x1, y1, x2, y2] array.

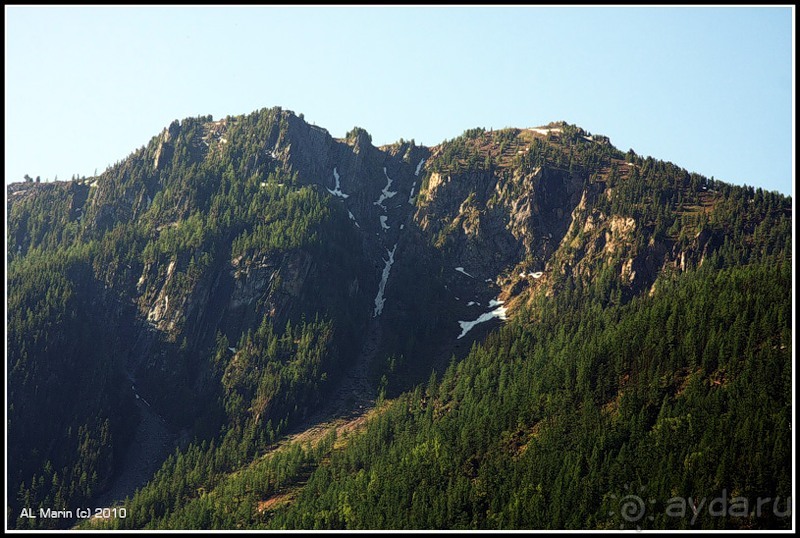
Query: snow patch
[[131, 384, 150, 407], [457, 305, 508, 339], [373, 244, 397, 317], [348, 210, 360, 228], [400, 224, 405, 230], [485, 278, 494, 283], [530, 271, 543, 279], [408, 182, 417, 204], [455, 267, 474, 278], [380, 215, 390, 230], [228, 347, 237, 353], [488, 298, 504, 307], [415, 158, 426, 176], [374, 167, 398, 209], [467, 301, 480, 307], [583, 135, 593, 141], [530, 127, 563, 136], [327, 167, 350, 198]]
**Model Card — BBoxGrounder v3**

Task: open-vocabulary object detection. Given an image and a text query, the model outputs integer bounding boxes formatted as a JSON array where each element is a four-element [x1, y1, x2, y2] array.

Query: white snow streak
[[132, 386, 151, 407], [374, 167, 398, 209], [488, 298, 504, 308], [530, 128, 562, 136], [457, 306, 508, 339], [327, 167, 350, 198], [467, 301, 480, 307], [380, 215, 390, 230], [373, 244, 398, 317], [530, 271, 543, 279], [408, 182, 417, 204], [455, 267, 474, 278], [348, 210, 360, 228], [228, 347, 237, 353], [415, 158, 426, 176]]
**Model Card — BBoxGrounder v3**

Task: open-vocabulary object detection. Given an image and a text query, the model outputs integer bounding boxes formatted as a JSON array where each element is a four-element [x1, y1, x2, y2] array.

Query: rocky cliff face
[[11, 114, 736, 388], [7, 111, 734, 377]]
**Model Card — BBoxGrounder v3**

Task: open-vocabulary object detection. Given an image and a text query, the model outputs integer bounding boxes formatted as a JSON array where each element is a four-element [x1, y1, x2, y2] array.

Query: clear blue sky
[[5, 6, 794, 194]]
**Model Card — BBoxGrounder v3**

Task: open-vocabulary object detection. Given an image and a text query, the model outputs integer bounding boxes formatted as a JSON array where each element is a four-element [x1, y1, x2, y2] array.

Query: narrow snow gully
[[415, 158, 426, 177], [408, 159, 424, 205], [348, 210, 360, 228], [374, 167, 398, 210], [373, 244, 398, 317], [327, 167, 349, 198]]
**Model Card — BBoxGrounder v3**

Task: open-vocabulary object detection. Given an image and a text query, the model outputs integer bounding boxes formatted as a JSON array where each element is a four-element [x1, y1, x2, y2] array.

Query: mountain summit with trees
[[6, 107, 792, 530]]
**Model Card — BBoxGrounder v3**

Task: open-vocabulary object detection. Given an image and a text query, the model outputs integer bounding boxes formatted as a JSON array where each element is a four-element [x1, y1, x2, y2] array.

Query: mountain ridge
[[7, 106, 792, 530]]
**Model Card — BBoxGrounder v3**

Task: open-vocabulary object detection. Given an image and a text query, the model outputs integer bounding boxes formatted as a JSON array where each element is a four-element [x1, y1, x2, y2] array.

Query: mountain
[[6, 107, 792, 530]]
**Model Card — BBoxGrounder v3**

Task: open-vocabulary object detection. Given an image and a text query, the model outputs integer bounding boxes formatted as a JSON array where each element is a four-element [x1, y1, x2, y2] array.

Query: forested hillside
[[6, 108, 792, 530]]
